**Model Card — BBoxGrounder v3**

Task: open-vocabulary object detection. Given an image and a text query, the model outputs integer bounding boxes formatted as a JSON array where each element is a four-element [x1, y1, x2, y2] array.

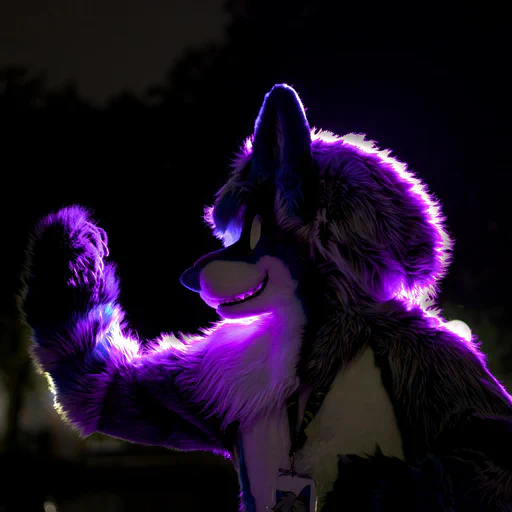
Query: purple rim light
[[218, 273, 269, 307]]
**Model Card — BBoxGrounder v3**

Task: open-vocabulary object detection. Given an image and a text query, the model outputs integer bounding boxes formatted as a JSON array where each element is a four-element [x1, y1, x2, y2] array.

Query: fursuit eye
[[250, 215, 262, 250]]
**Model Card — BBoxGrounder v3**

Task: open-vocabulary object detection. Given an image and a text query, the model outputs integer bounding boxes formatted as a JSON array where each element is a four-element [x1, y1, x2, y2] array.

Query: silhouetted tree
[[0, 66, 46, 112], [0, 313, 33, 453], [44, 82, 95, 114]]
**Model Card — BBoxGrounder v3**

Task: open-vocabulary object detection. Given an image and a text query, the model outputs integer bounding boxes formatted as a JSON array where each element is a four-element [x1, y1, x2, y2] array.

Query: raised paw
[[20, 205, 120, 330]]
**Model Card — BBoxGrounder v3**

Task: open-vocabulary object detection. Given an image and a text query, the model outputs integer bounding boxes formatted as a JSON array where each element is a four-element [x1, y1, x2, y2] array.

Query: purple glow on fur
[[217, 274, 268, 306], [103, 322, 141, 361], [177, 306, 304, 429], [244, 136, 253, 152], [210, 126, 451, 311], [203, 206, 219, 234], [204, 205, 244, 247], [146, 316, 270, 357], [310, 129, 451, 309], [197, 315, 273, 337], [445, 319, 472, 341], [146, 333, 189, 353], [434, 310, 484, 362], [220, 314, 268, 325]]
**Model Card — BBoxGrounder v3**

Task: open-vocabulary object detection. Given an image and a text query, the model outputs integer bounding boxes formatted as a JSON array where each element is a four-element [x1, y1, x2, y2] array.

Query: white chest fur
[[239, 347, 405, 511]]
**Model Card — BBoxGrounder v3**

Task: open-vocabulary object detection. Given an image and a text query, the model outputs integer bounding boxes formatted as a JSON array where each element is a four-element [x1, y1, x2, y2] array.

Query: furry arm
[[322, 411, 512, 511], [21, 206, 224, 451]]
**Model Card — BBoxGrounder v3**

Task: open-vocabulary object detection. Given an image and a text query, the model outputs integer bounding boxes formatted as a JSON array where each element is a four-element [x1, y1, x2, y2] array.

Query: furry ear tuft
[[352, 148, 452, 302], [299, 133, 453, 305], [210, 191, 244, 234]]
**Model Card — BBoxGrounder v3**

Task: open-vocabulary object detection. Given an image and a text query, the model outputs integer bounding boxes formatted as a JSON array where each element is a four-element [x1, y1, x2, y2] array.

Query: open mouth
[[218, 273, 269, 307]]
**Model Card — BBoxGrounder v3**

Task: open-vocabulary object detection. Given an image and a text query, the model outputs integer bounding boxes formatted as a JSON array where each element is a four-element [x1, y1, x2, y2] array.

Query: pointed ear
[[250, 84, 312, 212]]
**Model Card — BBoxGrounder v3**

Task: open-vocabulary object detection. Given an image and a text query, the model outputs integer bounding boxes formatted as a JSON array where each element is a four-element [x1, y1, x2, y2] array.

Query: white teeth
[[218, 276, 266, 306]]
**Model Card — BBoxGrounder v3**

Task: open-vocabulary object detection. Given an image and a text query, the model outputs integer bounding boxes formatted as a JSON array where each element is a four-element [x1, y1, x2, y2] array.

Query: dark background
[[0, 1, 510, 511]]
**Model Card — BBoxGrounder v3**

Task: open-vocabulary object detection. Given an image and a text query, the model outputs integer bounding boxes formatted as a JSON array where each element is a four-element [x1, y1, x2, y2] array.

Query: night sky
[[1, 0, 510, 338], [0, 0, 228, 103]]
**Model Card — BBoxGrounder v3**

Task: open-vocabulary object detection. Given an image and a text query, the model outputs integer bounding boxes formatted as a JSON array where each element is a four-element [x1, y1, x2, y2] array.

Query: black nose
[[180, 266, 202, 292]]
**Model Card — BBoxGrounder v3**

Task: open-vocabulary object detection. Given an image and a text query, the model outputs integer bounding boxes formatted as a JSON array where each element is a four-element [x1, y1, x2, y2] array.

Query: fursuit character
[[20, 84, 512, 511]]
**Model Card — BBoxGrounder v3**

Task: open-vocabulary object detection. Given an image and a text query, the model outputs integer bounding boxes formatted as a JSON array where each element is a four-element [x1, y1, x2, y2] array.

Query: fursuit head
[[20, 84, 512, 511]]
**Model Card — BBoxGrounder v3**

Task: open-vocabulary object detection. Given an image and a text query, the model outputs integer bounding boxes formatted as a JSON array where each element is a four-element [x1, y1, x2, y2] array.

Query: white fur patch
[[180, 252, 403, 510], [241, 347, 404, 511], [187, 257, 307, 428]]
